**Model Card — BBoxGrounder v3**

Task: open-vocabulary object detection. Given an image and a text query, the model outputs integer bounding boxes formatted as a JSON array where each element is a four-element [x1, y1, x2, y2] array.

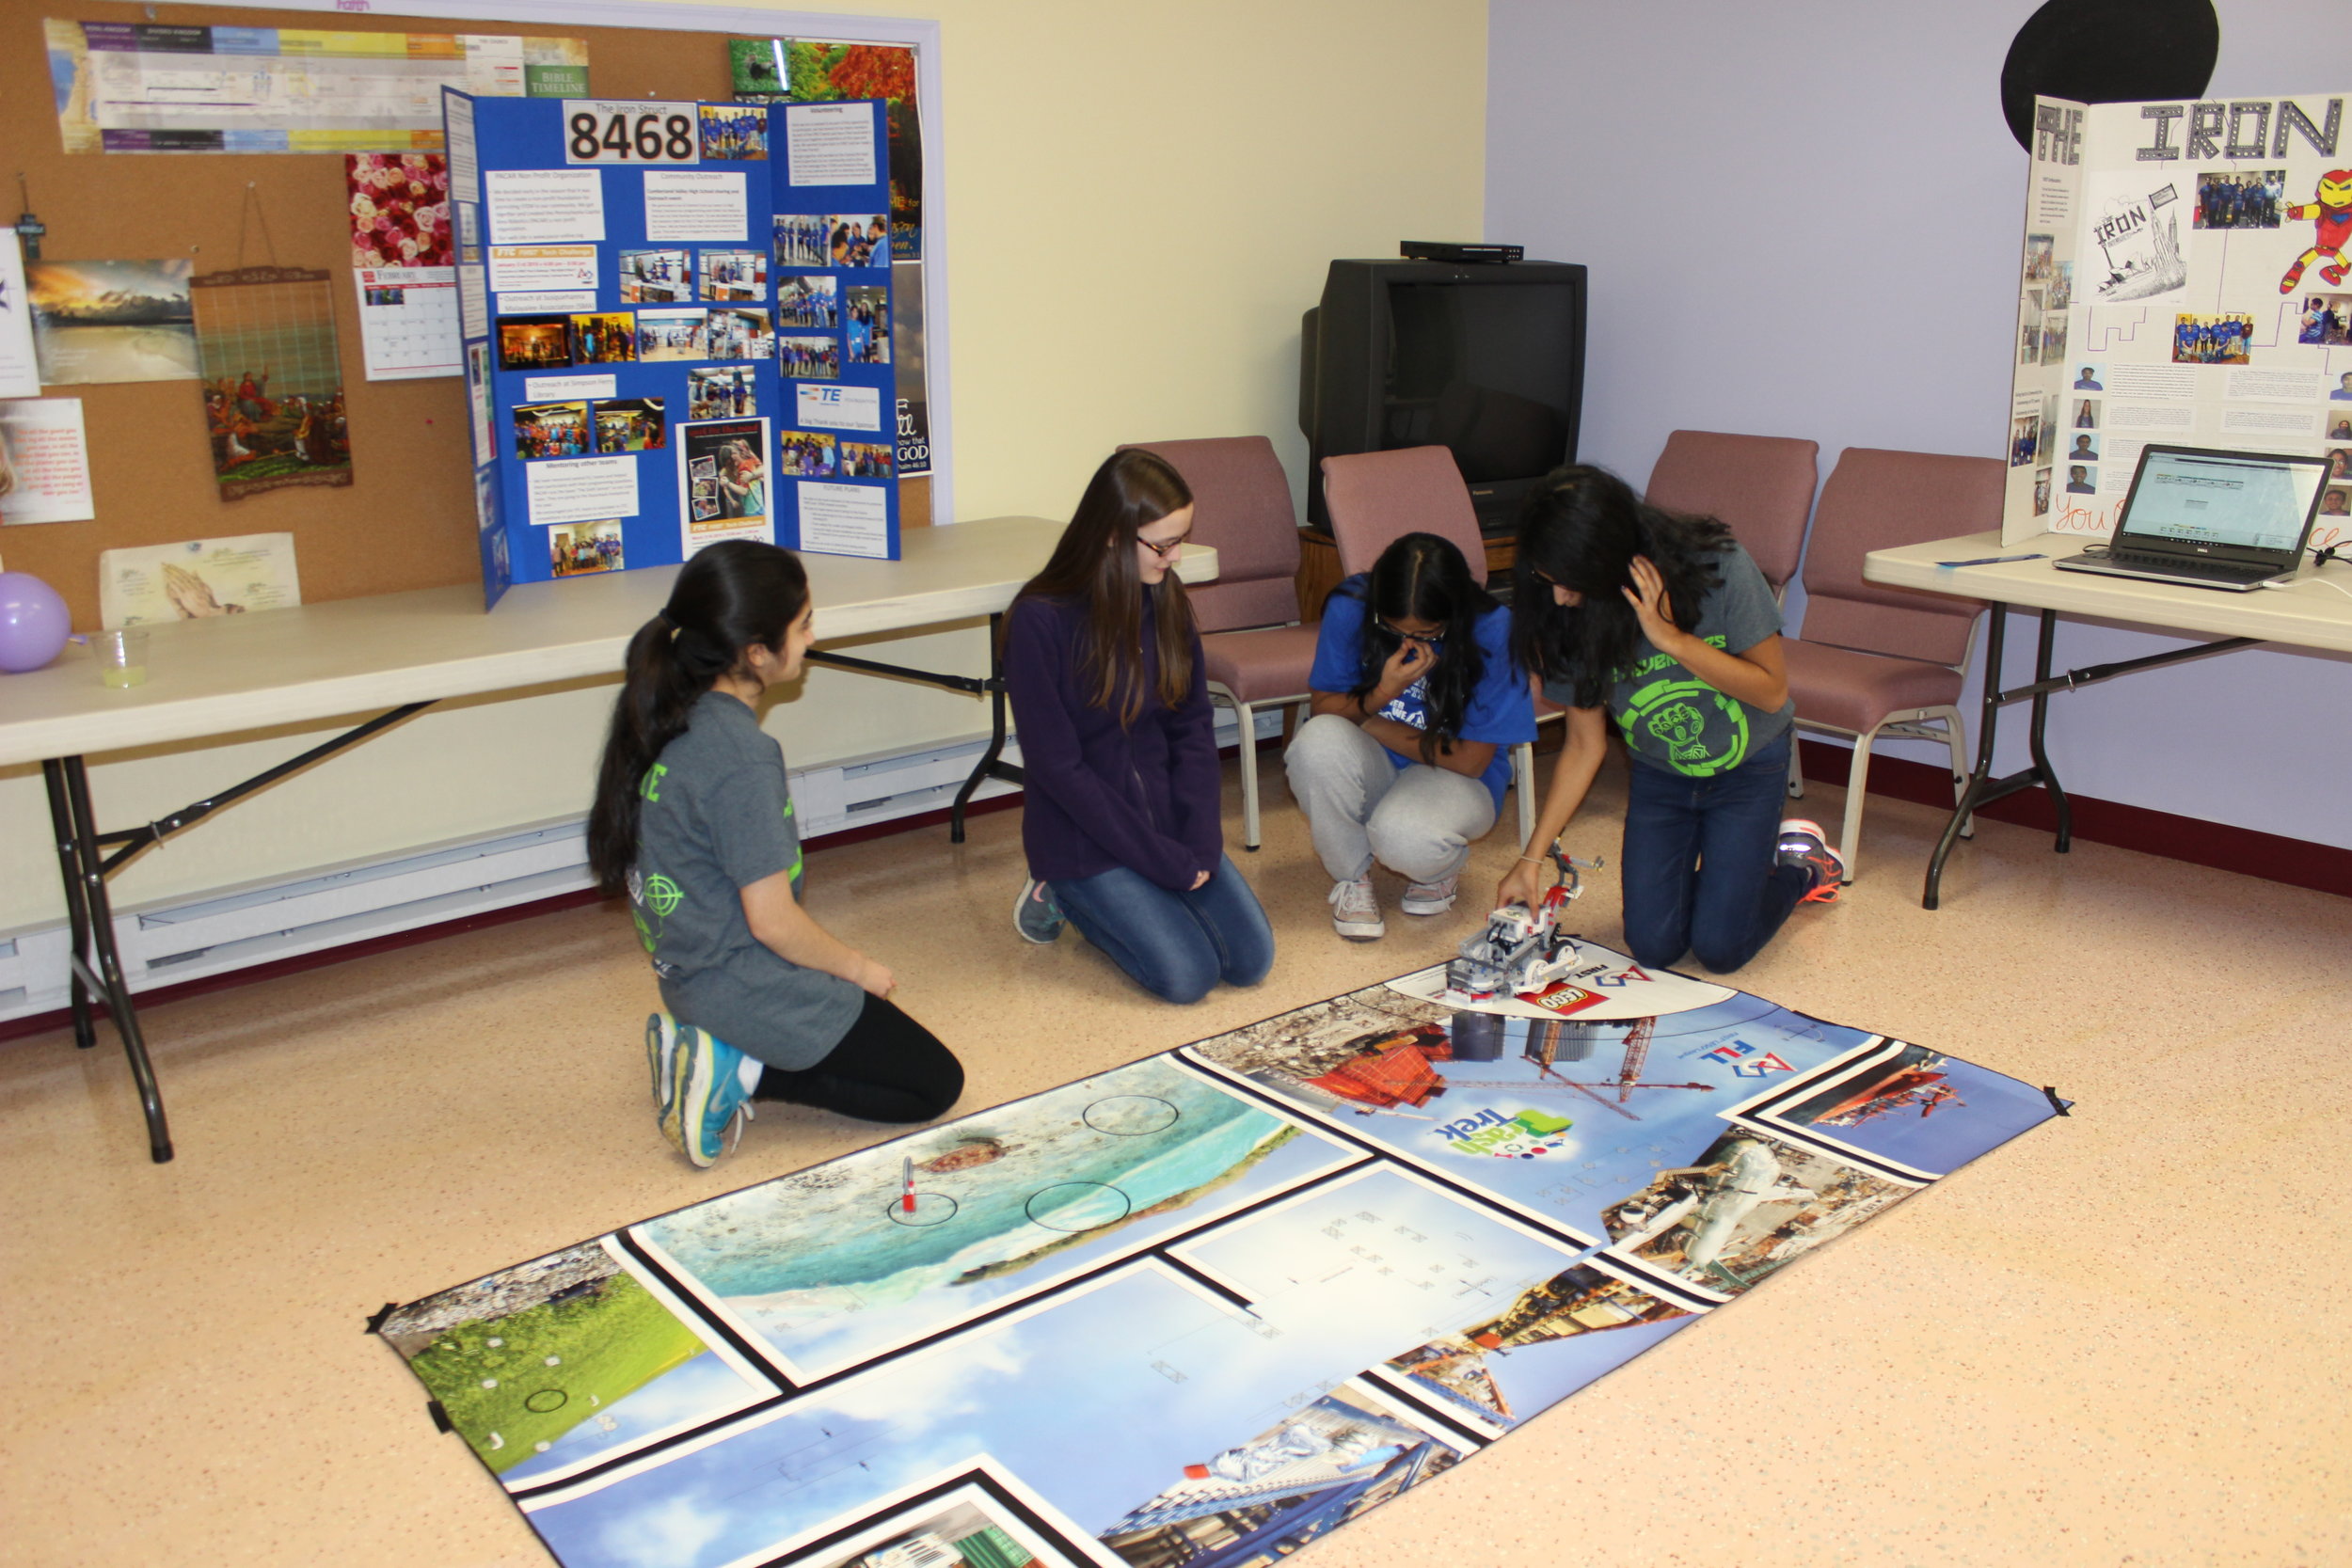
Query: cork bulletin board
[[0, 1, 933, 627]]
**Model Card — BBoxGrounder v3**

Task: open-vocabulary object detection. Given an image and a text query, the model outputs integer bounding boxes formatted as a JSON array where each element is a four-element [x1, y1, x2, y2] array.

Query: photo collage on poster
[[377, 945, 2061, 1568], [2005, 88, 2352, 544], [449, 89, 899, 607]]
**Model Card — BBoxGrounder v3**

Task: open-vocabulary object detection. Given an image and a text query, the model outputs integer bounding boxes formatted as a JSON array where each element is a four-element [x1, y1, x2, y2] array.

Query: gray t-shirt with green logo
[[1541, 542, 1794, 778], [627, 689, 860, 1069]]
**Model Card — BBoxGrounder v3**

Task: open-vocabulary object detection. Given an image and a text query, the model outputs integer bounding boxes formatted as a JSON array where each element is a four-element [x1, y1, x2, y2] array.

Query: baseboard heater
[[0, 712, 1279, 1025]]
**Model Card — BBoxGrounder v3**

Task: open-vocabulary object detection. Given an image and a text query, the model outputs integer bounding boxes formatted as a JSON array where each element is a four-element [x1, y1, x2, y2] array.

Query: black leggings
[[750, 992, 962, 1123]]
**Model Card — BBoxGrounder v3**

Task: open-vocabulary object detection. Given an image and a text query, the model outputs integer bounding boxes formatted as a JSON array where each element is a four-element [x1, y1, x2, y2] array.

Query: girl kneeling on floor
[[587, 540, 962, 1167], [1499, 467, 1842, 974], [1004, 448, 1275, 1003], [1287, 531, 1536, 940]]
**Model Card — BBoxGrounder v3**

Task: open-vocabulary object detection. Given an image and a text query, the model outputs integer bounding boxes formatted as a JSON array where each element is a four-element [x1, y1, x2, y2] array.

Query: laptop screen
[[2119, 448, 2327, 555]]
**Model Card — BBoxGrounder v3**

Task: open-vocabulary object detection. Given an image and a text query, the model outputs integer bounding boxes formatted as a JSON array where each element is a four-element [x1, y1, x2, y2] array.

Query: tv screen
[[1384, 281, 1581, 483], [1301, 259, 1586, 529]]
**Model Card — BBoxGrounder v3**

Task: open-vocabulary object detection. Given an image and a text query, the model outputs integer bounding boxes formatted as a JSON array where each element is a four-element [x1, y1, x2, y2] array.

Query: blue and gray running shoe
[[662, 1021, 755, 1168], [1013, 878, 1066, 943], [646, 1012, 681, 1118]]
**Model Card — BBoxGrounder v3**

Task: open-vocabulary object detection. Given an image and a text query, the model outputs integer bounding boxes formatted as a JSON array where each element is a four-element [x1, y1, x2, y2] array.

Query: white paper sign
[[796, 382, 883, 432], [560, 101, 702, 166], [0, 234, 41, 397], [787, 102, 878, 186], [486, 245, 598, 294], [456, 262, 487, 339], [485, 169, 606, 244], [495, 290, 596, 314], [643, 171, 748, 242], [443, 92, 480, 199], [797, 480, 889, 557], [0, 398, 96, 524], [526, 455, 638, 526], [524, 373, 618, 401]]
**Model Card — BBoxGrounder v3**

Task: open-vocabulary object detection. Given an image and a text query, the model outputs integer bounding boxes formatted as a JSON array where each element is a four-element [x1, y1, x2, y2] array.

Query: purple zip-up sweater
[[1003, 589, 1223, 891]]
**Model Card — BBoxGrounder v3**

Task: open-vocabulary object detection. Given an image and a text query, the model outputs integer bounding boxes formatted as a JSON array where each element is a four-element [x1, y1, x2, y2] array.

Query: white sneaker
[[1401, 874, 1458, 915], [1328, 877, 1384, 941]]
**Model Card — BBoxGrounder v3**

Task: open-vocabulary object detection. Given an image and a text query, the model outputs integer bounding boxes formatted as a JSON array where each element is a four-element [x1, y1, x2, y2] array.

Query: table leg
[[40, 761, 97, 1051], [52, 756, 173, 1163], [2028, 608, 2073, 854], [949, 613, 1025, 843], [1924, 604, 2009, 911]]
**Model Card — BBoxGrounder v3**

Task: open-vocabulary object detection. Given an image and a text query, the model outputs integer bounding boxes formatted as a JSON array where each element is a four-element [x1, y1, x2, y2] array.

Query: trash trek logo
[[1435, 1107, 1575, 1160]]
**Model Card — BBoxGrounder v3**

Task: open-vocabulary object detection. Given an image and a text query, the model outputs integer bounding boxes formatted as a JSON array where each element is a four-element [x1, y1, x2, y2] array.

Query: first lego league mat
[[375, 946, 2061, 1568]]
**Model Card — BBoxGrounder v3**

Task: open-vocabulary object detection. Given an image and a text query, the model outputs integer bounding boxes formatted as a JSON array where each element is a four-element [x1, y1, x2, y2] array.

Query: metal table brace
[[42, 617, 1016, 1164], [1923, 602, 2256, 910]]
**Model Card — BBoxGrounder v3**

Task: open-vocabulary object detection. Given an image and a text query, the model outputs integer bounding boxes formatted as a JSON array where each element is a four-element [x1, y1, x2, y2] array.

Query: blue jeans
[[1052, 854, 1276, 1005], [1620, 731, 1810, 974]]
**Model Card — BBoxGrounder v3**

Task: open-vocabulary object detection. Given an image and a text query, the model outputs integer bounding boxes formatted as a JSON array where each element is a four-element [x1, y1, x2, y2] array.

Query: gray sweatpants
[[1283, 713, 1498, 884]]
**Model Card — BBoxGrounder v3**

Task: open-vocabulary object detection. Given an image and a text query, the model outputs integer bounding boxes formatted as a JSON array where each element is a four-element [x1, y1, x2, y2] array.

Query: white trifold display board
[[2001, 89, 2352, 546]]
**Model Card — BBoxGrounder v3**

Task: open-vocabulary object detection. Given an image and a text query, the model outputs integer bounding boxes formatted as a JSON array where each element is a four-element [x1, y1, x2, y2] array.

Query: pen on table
[[1935, 553, 2047, 568], [901, 1156, 916, 1214]]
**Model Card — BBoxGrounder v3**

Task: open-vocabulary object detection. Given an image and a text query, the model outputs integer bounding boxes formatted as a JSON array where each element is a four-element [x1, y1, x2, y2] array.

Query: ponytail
[[586, 541, 810, 893]]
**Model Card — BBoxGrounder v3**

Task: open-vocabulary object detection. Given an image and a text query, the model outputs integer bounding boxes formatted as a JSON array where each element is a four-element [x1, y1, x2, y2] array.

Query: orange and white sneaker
[[1777, 819, 1848, 903]]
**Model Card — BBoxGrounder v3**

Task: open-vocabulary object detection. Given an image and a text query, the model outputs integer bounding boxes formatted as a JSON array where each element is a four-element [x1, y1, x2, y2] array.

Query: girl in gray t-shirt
[[1498, 467, 1844, 974], [586, 541, 961, 1167]]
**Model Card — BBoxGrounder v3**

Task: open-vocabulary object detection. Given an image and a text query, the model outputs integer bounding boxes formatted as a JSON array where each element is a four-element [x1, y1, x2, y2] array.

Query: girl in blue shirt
[[1286, 531, 1535, 940]]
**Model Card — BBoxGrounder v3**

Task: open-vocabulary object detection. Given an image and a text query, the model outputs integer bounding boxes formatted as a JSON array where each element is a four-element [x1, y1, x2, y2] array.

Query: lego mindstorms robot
[[1442, 845, 1599, 1005]]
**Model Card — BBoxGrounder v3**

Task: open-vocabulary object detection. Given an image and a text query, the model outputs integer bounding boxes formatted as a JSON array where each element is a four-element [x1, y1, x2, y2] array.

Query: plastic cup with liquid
[[95, 627, 149, 689]]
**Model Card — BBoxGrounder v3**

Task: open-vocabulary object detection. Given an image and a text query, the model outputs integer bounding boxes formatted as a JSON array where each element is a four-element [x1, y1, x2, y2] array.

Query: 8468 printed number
[[565, 107, 696, 164]]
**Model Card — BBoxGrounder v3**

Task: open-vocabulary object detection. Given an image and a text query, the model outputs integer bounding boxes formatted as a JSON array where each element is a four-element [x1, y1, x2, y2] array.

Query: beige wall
[[0, 0, 1488, 932]]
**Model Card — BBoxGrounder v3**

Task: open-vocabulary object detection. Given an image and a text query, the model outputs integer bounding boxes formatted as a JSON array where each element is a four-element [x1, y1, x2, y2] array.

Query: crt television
[[1299, 258, 1587, 531]]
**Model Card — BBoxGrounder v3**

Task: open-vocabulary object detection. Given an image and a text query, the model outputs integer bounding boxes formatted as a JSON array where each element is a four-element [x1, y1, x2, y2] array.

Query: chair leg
[[1934, 705, 1976, 840], [1838, 730, 1876, 884], [1787, 736, 1804, 800], [1236, 700, 1263, 850], [1514, 742, 1535, 849]]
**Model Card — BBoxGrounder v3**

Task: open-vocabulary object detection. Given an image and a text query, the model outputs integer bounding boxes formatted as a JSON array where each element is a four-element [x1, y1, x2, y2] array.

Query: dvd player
[[1399, 241, 1522, 264]]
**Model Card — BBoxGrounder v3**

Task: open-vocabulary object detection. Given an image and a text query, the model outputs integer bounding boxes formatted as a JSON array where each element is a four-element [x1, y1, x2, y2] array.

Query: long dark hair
[[1511, 465, 1733, 708], [586, 540, 810, 894], [1331, 531, 1491, 764], [1011, 448, 1197, 724]]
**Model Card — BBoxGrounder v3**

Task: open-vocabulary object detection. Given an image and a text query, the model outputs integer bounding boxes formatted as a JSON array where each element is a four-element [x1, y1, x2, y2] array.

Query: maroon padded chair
[[1319, 445, 1537, 847], [1121, 436, 1317, 849], [1320, 446, 1489, 577], [1783, 447, 1998, 881], [1645, 430, 1820, 596]]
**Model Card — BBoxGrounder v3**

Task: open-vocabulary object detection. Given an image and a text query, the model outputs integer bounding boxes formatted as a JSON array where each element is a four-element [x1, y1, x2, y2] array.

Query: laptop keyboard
[[2109, 549, 2274, 580]]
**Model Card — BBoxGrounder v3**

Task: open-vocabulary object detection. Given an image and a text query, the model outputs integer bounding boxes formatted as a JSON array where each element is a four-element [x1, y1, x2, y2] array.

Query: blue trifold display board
[[444, 91, 899, 610]]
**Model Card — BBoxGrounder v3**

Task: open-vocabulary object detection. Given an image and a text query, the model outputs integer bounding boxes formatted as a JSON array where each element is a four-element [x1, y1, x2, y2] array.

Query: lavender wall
[[1486, 0, 2352, 850]]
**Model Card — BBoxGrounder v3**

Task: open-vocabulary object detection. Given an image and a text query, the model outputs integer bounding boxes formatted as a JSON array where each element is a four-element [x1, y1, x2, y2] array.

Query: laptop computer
[[2054, 444, 2331, 592]]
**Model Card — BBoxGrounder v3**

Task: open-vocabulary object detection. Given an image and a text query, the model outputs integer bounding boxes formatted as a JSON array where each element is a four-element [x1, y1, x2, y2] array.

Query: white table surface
[[1863, 530, 2352, 654], [0, 517, 1218, 768]]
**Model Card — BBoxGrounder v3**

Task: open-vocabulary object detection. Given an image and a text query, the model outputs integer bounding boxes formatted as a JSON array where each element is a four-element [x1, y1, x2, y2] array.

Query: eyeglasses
[[1136, 532, 1191, 561], [1378, 620, 1445, 644]]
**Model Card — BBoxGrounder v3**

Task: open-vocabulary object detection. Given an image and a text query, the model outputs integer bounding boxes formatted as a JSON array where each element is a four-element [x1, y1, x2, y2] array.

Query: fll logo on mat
[[1436, 1107, 1574, 1159], [1699, 1039, 1794, 1076]]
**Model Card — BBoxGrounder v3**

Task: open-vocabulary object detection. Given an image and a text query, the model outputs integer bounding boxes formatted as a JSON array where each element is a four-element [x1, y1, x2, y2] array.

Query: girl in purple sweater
[[1002, 450, 1276, 1003]]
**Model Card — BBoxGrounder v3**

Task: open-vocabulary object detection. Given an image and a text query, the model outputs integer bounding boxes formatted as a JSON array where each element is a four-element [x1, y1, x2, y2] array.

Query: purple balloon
[[0, 571, 72, 673]]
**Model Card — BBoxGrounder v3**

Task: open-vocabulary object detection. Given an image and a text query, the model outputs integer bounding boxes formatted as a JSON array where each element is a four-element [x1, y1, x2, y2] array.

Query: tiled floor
[[3, 752, 2345, 1566]]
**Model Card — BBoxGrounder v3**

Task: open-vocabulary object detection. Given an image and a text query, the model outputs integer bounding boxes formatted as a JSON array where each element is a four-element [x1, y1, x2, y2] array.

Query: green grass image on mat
[[405, 1273, 705, 1472]]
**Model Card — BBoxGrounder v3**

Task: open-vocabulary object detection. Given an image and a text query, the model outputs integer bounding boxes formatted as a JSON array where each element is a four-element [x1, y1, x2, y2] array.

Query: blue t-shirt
[[1309, 584, 1536, 810]]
